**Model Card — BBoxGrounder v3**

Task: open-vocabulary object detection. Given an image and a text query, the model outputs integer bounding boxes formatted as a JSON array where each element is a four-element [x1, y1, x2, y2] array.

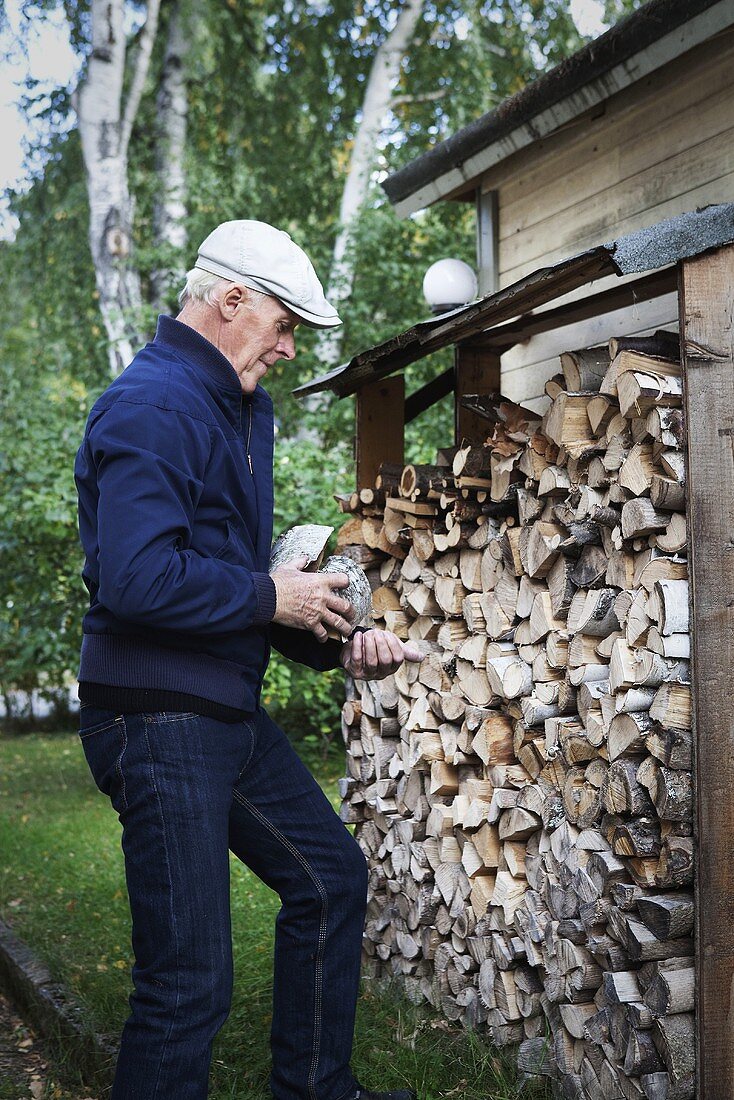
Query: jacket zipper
[[241, 397, 254, 475]]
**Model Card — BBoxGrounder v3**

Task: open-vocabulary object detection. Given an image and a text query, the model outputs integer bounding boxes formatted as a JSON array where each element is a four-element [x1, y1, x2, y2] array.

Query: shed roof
[[383, 0, 731, 217], [294, 204, 734, 401]]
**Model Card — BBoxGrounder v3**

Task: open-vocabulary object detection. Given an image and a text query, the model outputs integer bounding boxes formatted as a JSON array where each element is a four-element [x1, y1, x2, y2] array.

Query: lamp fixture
[[423, 258, 478, 315]]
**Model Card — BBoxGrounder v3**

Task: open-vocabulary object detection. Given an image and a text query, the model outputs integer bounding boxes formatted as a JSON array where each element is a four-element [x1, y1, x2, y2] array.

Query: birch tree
[[316, 0, 425, 369], [74, 0, 161, 374], [151, 0, 190, 311]]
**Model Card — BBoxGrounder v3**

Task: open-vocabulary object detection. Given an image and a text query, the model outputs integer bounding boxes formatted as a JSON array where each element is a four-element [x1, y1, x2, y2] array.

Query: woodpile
[[336, 330, 693, 1100]]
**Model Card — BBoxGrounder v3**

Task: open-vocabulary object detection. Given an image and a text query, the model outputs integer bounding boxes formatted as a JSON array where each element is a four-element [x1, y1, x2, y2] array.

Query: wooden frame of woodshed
[[295, 203, 734, 1098]]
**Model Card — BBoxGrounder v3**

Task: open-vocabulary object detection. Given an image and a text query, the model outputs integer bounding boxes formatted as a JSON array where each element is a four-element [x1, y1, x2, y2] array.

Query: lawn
[[0, 731, 551, 1100]]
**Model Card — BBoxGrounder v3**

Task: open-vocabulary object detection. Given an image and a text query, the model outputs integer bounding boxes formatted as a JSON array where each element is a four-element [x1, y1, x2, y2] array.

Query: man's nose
[[277, 333, 296, 360]]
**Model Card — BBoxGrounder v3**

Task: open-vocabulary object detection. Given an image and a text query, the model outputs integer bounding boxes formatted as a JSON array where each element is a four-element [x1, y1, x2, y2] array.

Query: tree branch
[[390, 89, 448, 107], [120, 0, 162, 158]]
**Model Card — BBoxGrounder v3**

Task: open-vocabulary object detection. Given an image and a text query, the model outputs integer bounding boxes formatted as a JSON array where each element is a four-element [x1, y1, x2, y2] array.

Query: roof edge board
[[294, 205, 734, 400], [391, 0, 733, 219]]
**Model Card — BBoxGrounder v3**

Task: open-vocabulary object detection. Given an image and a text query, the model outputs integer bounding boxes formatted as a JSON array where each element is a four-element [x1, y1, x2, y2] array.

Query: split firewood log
[[646, 406, 684, 448], [618, 372, 683, 418], [653, 512, 686, 554], [560, 347, 610, 393], [542, 393, 597, 455], [652, 1014, 695, 1085]]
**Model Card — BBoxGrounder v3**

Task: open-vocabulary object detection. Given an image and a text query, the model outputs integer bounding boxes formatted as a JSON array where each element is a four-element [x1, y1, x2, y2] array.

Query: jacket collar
[[154, 314, 242, 395], [152, 315, 273, 428]]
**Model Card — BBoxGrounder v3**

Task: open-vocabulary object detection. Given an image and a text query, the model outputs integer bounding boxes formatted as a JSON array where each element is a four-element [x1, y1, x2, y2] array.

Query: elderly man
[[74, 220, 420, 1100]]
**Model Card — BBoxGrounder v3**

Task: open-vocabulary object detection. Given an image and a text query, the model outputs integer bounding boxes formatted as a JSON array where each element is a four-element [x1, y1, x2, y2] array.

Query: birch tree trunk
[[151, 0, 190, 312], [75, 0, 161, 375], [315, 0, 425, 372]]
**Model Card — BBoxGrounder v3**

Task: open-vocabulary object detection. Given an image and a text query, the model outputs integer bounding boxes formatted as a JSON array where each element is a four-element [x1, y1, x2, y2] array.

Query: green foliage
[[262, 652, 345, 750], [0, 132, 107, 703], [0, 356, 89, 699]]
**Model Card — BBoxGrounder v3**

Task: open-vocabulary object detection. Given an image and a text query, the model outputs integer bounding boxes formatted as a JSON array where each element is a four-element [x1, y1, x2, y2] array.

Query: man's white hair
[[178, 268, 267, 311]]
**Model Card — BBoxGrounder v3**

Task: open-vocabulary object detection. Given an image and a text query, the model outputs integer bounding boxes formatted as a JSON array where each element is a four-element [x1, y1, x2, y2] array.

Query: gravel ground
[[0, 991, 94, 1100]]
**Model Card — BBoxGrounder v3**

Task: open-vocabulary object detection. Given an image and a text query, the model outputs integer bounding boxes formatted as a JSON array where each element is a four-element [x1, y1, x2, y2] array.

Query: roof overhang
[[384, 0, 732, 218], [293, 204, 734, 400]]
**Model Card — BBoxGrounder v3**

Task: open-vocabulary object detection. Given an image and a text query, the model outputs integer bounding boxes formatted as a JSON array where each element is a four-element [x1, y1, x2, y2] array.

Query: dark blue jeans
[[78, 703, 368, 1100]]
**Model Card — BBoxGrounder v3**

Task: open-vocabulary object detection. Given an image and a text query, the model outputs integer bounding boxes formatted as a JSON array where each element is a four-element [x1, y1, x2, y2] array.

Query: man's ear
[[218, 283, 247, 319]]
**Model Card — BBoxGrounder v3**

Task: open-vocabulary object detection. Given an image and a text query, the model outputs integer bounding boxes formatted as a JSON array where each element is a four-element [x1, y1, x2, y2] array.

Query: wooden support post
[[679, 242, 734, 1100], [355, 375, 404, 489], [454, 343, 501, 445]]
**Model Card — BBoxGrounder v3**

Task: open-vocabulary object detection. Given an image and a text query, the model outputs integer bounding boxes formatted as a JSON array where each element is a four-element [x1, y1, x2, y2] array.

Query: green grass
[[0, 732, 552, 1100]]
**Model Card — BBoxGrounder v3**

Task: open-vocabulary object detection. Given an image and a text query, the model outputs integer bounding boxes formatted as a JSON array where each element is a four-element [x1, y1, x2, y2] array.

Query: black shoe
[[354, 1088, 418, 1100]]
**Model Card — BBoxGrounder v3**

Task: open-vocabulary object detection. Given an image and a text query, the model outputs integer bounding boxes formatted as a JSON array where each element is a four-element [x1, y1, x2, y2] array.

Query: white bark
[[75, 0, 161, 374], [316, 0, 425, 370], [152, 0, 190, 311], [121, 0, 161, 153]]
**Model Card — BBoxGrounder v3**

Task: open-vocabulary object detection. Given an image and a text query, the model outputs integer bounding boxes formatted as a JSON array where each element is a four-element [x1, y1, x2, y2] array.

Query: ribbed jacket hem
[[79, 633, 261, 711]]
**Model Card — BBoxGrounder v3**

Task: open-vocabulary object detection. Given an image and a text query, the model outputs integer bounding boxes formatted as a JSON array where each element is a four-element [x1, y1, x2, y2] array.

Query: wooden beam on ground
[[679, 242, 734, 1100], [454, 344, 501, 444], [355, 376, 404, 489]]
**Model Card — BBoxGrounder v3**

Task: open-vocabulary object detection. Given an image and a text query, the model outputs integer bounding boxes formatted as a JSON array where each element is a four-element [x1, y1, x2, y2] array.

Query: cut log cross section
[[330, 255, 710, 1097]]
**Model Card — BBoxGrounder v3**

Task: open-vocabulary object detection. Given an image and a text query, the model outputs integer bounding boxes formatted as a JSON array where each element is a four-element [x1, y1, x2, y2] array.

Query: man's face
[[223, 290, 300, 395]]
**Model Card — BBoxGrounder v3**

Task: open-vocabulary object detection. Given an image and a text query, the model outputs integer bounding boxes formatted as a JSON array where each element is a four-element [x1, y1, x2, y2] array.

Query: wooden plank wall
[[501, 287, 679, 413], [680, 243, 734, 1100], [484, 26, 734, 408]]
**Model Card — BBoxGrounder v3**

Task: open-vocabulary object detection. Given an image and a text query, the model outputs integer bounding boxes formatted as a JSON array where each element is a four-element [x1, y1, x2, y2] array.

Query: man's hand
[[340, 628, 421, 681], [271, 555, 354, 642]]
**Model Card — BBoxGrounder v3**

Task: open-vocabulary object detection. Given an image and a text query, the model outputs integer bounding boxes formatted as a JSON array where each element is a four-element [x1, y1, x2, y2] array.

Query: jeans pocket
[[79, 710, 129, 812], [79, 705, 125, 740]]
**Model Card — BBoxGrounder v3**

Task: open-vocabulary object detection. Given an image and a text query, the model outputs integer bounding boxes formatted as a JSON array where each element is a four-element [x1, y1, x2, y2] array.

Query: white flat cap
[[194, 219, 342, 329]]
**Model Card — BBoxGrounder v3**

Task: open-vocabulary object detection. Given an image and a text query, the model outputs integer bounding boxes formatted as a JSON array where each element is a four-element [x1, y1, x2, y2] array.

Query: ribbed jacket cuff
[[252, 572, 277, 625]]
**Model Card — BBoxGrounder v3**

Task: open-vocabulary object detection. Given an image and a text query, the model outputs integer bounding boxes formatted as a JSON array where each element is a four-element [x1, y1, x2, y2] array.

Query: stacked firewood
[[336, 330, 694, 1100]]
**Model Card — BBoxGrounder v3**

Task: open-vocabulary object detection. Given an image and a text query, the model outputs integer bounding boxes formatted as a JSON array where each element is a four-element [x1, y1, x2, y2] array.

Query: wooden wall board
[[355, 376, 404, 489], [500, 170, 734, 290], [679, 242, 734, 1100], [515, 394, 547, 416], [493, 29, 734, 227], [500, 81, 734, 248], [499, 127, 734, 282], [500, 293, 679, 406]]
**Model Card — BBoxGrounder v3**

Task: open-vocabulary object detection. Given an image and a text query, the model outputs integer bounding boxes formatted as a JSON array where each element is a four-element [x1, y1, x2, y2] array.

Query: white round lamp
[[423, 258, 478, 315]]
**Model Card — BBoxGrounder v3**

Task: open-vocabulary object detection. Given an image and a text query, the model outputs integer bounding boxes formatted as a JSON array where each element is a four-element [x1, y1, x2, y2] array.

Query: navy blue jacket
[[75, 315, 341, 712]]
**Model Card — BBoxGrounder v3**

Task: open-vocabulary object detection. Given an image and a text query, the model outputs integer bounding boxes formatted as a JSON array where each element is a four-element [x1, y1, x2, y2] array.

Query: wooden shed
[[297, 202, 734, 1100], [380, 0, 734, 412]]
